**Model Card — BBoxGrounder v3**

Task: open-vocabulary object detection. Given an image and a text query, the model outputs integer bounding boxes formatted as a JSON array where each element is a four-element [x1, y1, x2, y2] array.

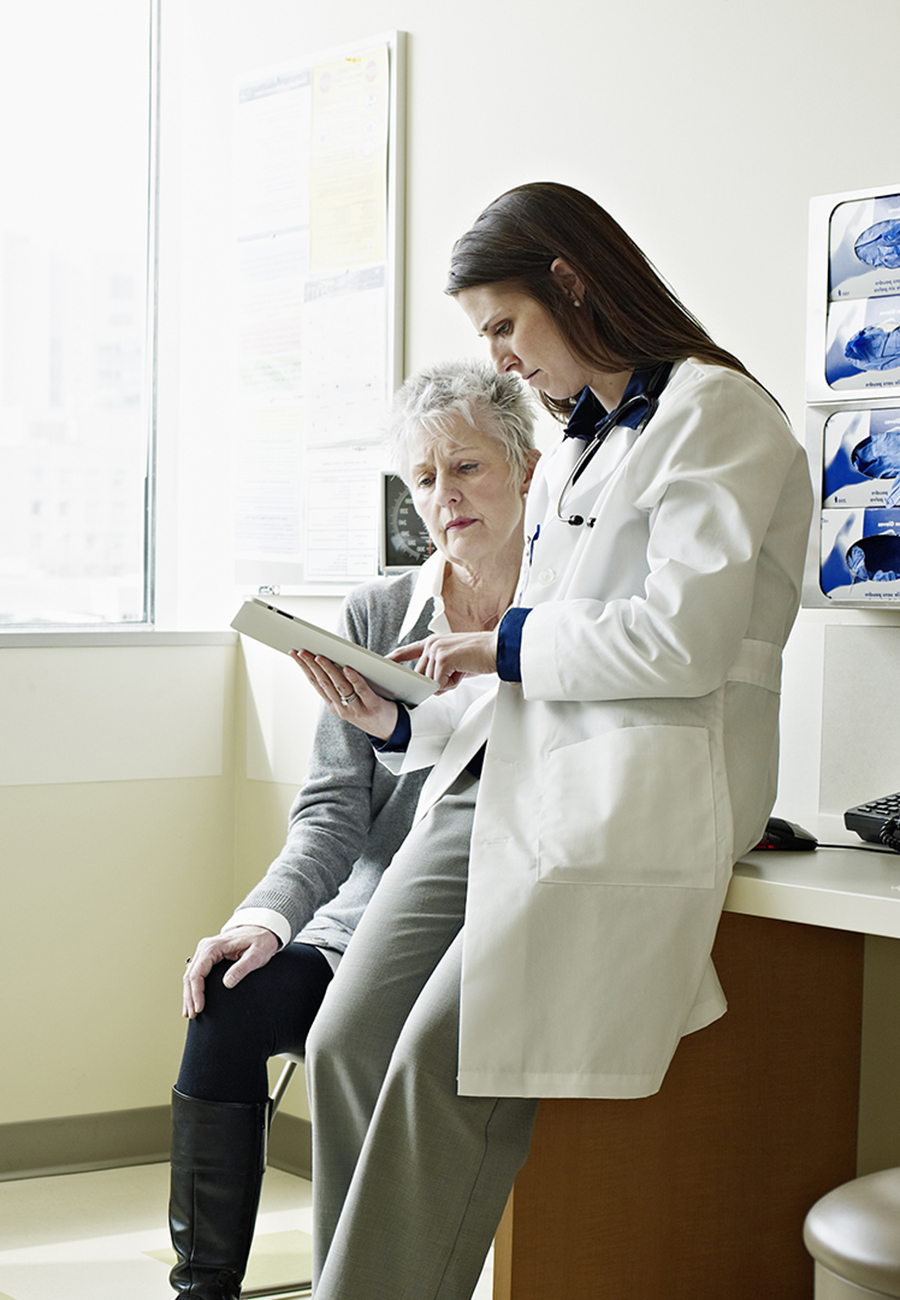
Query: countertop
[[728, 814, 900, 938]]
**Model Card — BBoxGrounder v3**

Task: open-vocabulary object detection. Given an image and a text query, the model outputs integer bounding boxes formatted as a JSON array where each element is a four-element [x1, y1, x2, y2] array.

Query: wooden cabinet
[[494, 912, 864, 1300]]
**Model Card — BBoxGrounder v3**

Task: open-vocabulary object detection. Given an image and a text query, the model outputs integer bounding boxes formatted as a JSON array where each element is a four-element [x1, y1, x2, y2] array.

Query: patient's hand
[[182, 925, 280, 1019], [291, 651, 399, 740]]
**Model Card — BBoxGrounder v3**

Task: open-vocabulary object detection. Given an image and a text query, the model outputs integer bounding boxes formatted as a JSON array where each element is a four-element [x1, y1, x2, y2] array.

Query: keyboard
[[844, 792, 900, 845]]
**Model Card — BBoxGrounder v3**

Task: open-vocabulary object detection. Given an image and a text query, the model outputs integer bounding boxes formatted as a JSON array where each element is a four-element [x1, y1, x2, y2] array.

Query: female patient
[[169, 358, 537, 1299]]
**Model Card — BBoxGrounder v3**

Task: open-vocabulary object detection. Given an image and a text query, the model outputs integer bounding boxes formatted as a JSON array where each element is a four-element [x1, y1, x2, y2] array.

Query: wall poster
[[232, 33, 405, 592]]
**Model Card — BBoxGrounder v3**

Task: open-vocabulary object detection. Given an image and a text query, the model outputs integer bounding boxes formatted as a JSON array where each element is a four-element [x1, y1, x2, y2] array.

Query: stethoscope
[[556, 361, 674, 528]]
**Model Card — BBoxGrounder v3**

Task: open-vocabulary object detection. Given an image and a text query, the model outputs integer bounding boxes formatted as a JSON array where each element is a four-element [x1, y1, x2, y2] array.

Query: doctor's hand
[[290, 651, 399, 740], [389, 630, 498, 691], [182, 925, 280, 1019]]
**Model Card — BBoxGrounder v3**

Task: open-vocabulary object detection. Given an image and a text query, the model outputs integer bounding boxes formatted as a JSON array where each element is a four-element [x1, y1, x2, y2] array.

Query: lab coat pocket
[[538, 725, 718, 888]]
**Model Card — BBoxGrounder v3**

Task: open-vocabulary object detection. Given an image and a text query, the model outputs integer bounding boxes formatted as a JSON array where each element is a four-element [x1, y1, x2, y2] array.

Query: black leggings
[[176, 943, 333, 1104]]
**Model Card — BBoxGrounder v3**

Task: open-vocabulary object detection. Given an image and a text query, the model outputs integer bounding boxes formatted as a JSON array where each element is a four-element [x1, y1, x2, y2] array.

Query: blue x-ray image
[[829, 196, 900, 305], [845, 324, 900, 372], [820, 507, 900, 599], [855, 219, 900, 270], [846, 533, 900, 582], [822, 410, 900, 507], [852, 428, 900, 479], [851, 429, 900, 506], [825, 298, 900, 390]]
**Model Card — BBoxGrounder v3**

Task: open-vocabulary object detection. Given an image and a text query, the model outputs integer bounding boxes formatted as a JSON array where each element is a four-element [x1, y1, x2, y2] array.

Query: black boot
[[168, 1088, 269, 1299]]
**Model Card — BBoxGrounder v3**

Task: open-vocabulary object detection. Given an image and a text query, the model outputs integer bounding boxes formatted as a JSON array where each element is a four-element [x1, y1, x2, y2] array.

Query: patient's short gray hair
[[386, 360, 537, 487]]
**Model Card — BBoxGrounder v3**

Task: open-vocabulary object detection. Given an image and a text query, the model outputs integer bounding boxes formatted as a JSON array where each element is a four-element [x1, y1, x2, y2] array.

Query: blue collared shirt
[[564, 366, 665, 441]]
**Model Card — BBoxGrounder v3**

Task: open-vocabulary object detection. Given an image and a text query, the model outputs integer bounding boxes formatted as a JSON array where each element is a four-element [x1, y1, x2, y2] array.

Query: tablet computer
[[230, 598, 439, 705]]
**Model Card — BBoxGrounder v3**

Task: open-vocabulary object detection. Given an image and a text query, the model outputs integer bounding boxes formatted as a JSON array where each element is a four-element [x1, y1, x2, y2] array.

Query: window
[[0, 0, 157, 625]]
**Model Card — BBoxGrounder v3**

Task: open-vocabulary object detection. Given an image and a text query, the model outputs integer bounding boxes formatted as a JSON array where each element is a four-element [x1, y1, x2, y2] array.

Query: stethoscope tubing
[[555, 363, 672, 528]]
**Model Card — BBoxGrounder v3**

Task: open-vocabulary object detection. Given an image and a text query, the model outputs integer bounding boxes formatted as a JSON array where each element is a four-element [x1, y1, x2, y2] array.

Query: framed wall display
[[807, 186, 900, 406], [380, 472, 434, 572], [804, 185, 900, 608], [804, 403, 900, 606], [232, 32, 406, 594]]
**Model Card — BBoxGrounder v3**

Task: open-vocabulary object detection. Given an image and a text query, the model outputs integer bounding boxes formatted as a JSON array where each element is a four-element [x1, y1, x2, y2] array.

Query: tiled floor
[[0, 1162, 493, 1299]]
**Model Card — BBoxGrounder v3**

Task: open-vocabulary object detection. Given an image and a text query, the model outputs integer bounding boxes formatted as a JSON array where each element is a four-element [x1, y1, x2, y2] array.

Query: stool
[[242, 1052, 310, 1300], [804, 1168, 900, 1299]]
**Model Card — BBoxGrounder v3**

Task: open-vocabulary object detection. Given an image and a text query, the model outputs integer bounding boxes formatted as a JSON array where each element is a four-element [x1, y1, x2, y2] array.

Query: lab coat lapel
[[543, 425, 639, 524], [412, 685, 497, 824], [540, 435, 588, 505]]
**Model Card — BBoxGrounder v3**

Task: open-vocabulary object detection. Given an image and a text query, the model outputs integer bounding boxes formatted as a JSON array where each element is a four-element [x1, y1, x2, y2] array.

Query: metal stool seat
[[242, 1053, 310, 1300]]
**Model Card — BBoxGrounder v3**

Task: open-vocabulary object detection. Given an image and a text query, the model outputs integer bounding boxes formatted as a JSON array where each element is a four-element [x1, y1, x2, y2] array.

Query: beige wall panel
[[232, 652, 316, 1121], [233, 777, 299, 904], [0, 646, 231, 786], [1, 775, 236, 1122], [858, 935, 900, 1175], [0, 639, 238, 1125], [241, 636, 322, 787], [1, 774, 238, 1123]]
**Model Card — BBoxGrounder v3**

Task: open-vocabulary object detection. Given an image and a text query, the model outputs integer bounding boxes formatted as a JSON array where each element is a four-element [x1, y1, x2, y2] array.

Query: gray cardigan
[[234, 569, 434, 952]]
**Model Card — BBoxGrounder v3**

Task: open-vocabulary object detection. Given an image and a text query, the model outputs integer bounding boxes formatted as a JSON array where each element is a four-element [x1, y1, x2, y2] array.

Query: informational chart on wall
[[805, 185, 900, 606], [232, 33, 405, 591]]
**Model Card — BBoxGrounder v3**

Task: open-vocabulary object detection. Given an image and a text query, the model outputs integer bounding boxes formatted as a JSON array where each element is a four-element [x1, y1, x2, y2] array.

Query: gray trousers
[[305, 773, 539, 1300]]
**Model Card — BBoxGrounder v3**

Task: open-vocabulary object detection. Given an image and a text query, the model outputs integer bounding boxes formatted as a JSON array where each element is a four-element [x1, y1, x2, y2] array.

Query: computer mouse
[[753, 817, 818, 851]]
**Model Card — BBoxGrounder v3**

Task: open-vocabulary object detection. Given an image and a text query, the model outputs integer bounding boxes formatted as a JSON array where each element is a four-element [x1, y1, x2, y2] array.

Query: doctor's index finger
[[388, 640, 424, 663]]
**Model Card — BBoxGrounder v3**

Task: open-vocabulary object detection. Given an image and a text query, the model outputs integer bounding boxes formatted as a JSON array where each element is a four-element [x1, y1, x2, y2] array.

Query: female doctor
[[297, 181, 813, 1300]]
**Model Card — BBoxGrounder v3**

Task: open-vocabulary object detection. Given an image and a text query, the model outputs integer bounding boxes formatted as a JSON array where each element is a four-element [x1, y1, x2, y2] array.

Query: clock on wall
[[380, 472, 433, 572]]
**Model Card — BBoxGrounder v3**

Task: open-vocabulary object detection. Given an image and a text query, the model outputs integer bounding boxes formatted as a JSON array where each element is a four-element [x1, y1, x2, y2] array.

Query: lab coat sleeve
[[373, 675, 497, 774], [520, 368, 811, 702]]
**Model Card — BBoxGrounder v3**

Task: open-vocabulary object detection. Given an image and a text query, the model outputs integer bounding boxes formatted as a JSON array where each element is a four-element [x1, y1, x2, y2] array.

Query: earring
[[572, 298, 582, 308]]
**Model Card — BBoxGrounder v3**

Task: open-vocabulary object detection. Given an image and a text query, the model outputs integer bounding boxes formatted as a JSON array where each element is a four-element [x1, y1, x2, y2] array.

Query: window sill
[[0, 629, 237, 648]]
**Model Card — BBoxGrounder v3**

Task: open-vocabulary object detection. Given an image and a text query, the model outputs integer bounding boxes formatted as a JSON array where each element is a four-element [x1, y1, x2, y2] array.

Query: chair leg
[[268, 1058, 299, 1119], [241, 1283, 312, 1298], [241, 1060, 312, 1297], [244, 1058, 313, 1296]]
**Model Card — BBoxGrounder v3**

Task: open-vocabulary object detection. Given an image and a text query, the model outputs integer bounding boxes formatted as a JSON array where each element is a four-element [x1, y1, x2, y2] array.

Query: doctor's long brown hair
[[445, 181, 756, 421]]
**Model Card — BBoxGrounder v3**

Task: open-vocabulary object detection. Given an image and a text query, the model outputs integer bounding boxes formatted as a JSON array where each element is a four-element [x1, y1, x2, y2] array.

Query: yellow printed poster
[[309, 45, 389, 270]]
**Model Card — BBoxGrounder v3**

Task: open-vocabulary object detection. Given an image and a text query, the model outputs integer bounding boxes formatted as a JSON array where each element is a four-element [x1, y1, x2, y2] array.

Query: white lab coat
[[384, 359, 813, 1100]]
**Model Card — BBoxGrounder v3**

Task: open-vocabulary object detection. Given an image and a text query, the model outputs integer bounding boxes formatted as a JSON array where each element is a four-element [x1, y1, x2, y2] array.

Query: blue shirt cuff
[[497, 607, 531, 682], [368, 703, 411, 752]]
